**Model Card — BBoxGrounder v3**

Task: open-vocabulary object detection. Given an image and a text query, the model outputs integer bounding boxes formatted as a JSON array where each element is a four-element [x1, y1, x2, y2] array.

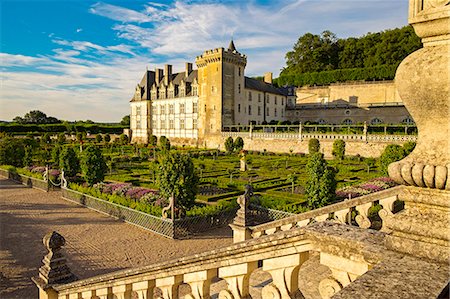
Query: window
[[238, 67, 241, 76], [152, 106, 156, 115], [258, 94, 261, 102], [282, 99, 284, 105], [180, 103, 185, 114], [238, 84, 241, 94], [342, 119, 353, 125], [402, 117, 415, 124], [152, 120, 157, 129], [281, 110, 284, 117], [274, 108, 277, 117], [193, 119, 198, 129], [136, 106, 141, 115], [169, 104, 174, 114], [169, 119, 174, 129], [160, 105, 165, 115], [180, 119, 185, 129], [275, 97, 277, 105], [160, 119, 165, 129], [238, 104, 241, 113], [318, 119, 326, 124], [193, 102, 198, 113], [168, 90, 174, 98], [266, 95, 269, 104], [179, 88, 185, 97], [371, 118, 383, 125], [192, 86, 198, 96], [248, 92, 252, 101], [248, 105, 252, 115], [136, 119, 141, 129], [266, 107, 269, 116], [258, 106, 261, 116]]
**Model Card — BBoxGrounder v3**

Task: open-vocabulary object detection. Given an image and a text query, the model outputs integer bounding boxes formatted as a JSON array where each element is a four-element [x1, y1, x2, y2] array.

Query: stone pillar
[[32, 231, 77, 299], [249, 124, 253, 140], [385, 0, 450, 263], [230, 185, 253, 243], [218, 262, 257, 299], [298, 123, 303, 141]]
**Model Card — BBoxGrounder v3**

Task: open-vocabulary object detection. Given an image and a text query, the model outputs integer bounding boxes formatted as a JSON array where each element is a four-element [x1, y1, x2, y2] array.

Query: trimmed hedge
[[0, 123, 127, 134]]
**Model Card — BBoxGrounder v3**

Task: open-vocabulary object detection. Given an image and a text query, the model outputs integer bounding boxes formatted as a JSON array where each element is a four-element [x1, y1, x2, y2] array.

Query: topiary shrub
[[234, 137, 244, 152], [332, 139, 346, 160], [159, 136, 171, 151], [403, 141, 416, 155], [95, 134, 103, 143], [305, 152, 336, 209], [0, 137, 25, 167], [224, 137, 234, 153], [80, 145, 107, 185], [149, 135, 158, 147], [380, 144, 406, 176], [59, 147, 80, 177], [308, 138, 320, 154]]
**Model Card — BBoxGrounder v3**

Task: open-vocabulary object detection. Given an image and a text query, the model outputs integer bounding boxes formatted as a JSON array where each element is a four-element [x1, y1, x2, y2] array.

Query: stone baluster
[[218, 262, 257, 299], [262, 253, 309, 298], [280, 223, 294, 231], [314, 214, 329, 223], [378, 196, 397, 232], [333, 209, 350, 224], [184, 269, 217, 299], [354, 202, 373, 229], [80, 290, 96, 299], [133, 281, 156, 299], [250, 230, 264, 238], [112, 284, 132, 299], [264, 226, 281, 235], [296, 219, 310, 227], [156, 275, 183, 299], [96, 287, 112, 299]]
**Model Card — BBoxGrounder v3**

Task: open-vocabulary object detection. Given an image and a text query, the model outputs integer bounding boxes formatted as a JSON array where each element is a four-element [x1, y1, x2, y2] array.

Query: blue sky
[[1, 0, 409, 122]]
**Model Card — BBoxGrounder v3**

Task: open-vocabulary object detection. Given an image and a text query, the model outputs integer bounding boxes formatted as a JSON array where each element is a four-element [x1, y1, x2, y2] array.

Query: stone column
[[32, 231, 77, 299], [385, 0, 450, 263]]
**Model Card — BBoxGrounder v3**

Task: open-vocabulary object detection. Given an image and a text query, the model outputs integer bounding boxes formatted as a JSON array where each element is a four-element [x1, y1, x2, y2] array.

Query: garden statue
[[240, 150, 248, 172]]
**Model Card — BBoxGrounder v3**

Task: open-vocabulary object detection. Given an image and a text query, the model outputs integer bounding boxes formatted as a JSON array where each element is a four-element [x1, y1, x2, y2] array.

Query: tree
[[59, 147, 80, 177], [42, 133, 51, 144], [286, 173, 298, 194], [198, 163, 206, 179], [80, 145, 107, 185], [308, 138, 320, 154], [234, 137, 244, 152], [149, 135, 158, 147], [120, 115, 130, 126], [76, 132, 84, 143], [119, 134, 129, 145], [104, 134, 111, 143], [224, 137, 234, 153], [159, 136, 171, 151], [0, 137, 25, 167], [305, 153, 336, 209], [380, 144, 406, 175], [332, 139, 346, 160], [403, 141, 416, 155], [13, 110, 60, 124], [23, 146, 33, 167], [51, 145, 61, 166], [364, 157, 376, 174], [156, 151, 199, 212], [95, 134, 103, 143], [57, 133, 66, 144]]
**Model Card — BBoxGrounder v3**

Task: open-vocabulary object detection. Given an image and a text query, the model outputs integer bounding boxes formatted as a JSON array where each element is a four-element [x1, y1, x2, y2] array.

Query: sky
[[0, 0, 409, 122]]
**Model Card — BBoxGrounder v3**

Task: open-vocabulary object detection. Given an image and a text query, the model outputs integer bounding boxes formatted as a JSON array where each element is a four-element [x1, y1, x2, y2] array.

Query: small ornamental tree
[[119, 134, 129, 145], [149, 135, 158, 147], [224, 137, 234, 153], [332, 139, 346, 160], [403, 141, 416, 155], [305, 152, 336, 209], [23, 146, 33, 167], [57, 133, 66, 144], [76, 132, 83, 143], [0, 137, 25, 167], [59, 147, 80, 177], [95, 134, 103, 143], [380, 144, 406, 175], [42, 133, 51, 144], [308, 138, 320, 154], [51, 145, 61, 166], [104, 134, 111, 143], [80, 145, 107, 185], [159, 136, 171, 151], [234, 137, 244, 152], [157, 151, 199, 213]]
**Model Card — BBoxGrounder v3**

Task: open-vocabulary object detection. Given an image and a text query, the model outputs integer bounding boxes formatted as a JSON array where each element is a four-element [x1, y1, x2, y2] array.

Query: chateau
[[129, 41, 293, 144]]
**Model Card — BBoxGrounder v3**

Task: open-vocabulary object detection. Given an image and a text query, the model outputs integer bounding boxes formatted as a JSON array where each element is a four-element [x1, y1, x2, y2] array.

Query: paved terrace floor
[[0, 178, 234, 299]]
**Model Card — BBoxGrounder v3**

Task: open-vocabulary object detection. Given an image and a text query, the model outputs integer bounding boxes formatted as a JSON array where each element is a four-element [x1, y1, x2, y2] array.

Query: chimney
[[264, 72, 273, 84], [155, 68, 163, 86], [164, 64, 172, 86], [185, 62, 193, 77]]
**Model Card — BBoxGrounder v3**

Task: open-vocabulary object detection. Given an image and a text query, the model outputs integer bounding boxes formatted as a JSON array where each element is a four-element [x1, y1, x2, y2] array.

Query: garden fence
[[0, 168, 51, 192]]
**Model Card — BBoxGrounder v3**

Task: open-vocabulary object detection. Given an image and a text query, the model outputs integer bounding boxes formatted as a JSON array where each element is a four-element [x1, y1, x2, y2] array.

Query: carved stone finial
[[233, 184, 253, 227], [35, 231, 76, 287]]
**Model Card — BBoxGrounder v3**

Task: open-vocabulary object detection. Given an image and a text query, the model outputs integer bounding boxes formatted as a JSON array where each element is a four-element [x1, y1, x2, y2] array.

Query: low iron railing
[[0, 168, 51, 192]]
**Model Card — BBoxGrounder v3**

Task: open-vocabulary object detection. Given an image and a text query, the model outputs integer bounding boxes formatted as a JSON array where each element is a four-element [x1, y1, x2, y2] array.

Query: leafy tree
[[0, 137, 25, 167], [224, 137, 234, 153], [308, 138, 320, 154], [332, 139, 346, 160], [59, 147, 80, 177], [104, 134, 111, 143], [120, 115, 130, 126], [156, 151, 199, 212], [119, 134, 129, 145], [95, 134, 103, 143], [234, 137, 244, 152], [76, 132, 83, 143], [42, 133, 51, 144], [23, 146, 33, 166], [51, 145, 61, 166], [149, 135, 158, 147], [80, 145, 107, 185], [159, 136, 171, 151], [57, 133, 66, 144], [364, 157, 376, 174], [286, 173, 298, 194], [380, 144, 406, 175], [305, 153, 336, 209], [403, 141, 416, 155]]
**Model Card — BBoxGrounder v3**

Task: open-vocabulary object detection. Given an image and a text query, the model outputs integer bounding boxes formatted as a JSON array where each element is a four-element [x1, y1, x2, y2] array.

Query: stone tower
[[195, 41, 247, 143]]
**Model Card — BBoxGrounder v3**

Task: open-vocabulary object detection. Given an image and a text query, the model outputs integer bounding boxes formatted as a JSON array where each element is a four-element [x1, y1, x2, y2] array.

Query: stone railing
[[221, 131, 417, 143], [39, 222, 385, 299], [0, 168, 50, 192], [249, 186, 403, 239]]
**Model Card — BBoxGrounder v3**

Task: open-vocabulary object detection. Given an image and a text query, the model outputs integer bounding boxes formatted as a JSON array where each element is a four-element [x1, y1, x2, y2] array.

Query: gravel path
[[0, 178, 233, 299]]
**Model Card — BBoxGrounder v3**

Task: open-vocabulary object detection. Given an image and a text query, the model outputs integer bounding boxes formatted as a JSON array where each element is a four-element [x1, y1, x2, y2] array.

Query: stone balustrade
[[249, 186, 403, 239]]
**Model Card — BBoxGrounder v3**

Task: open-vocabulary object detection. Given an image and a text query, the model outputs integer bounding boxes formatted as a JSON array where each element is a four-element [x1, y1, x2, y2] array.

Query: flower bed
[[336, 177, 397, 199]]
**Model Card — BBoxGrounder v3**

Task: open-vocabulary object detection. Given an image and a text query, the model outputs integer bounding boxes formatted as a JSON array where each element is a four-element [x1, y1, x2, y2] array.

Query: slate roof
[[244, 77, 286, 96]]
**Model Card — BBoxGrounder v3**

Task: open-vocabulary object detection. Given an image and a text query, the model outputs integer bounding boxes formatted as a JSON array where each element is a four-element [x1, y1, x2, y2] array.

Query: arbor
[[305, 153, 336, 209], [224, 137, 234, 153], [59, 147, 80, 177], [308, 138, 320, 154], [380, 144, 406, 175], [233, 137, 244, 152], [80, 145, 107, 185], [332, 139, 346, 160], [159, 136, 171, 151], [156, 151, 199, 212], [0, 137, 25, 167]]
